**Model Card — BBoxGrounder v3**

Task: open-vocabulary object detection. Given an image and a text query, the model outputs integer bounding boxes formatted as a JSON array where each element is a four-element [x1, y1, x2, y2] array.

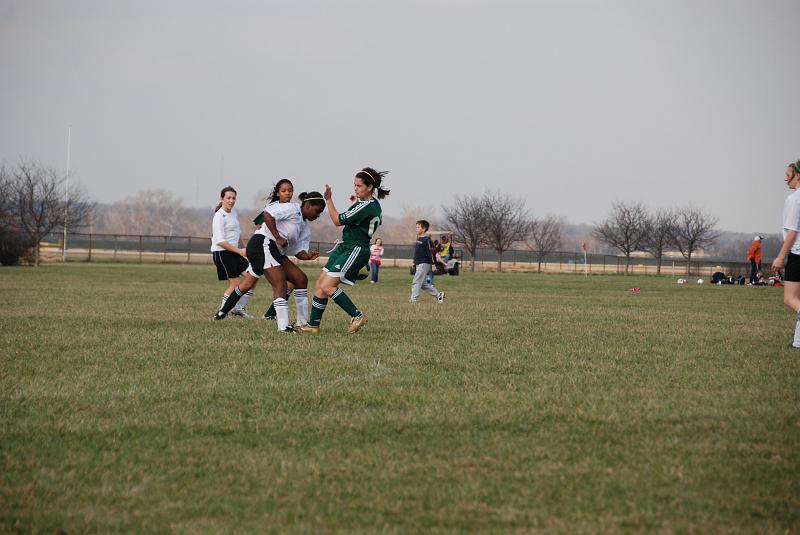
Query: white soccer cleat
[[436, 291, 445, 304], [230, 308, 255, 319]]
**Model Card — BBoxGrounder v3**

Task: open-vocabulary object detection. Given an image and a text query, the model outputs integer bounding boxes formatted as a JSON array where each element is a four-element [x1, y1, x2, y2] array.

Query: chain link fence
[[38, 232, 753, 277]]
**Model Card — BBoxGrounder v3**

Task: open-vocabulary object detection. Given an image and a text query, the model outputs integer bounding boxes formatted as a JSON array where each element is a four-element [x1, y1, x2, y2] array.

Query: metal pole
[[62, 126, 71, 262]]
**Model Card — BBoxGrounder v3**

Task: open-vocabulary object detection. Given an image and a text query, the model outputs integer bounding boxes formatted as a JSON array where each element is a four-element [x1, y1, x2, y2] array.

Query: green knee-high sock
[[308, 296, 328, 327], [331, 288, 360, 318], [263, 288, 292, 318]]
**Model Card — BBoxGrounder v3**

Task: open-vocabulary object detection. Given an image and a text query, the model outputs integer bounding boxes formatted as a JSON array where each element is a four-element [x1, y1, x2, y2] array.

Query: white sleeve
[[212, 210, 227, 246], [266, 202, 295, 221], [787, 198, 800, 231]]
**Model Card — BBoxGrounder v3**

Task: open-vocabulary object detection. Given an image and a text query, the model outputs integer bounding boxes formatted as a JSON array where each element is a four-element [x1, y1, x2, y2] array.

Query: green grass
[[1, 263, 798, 533]]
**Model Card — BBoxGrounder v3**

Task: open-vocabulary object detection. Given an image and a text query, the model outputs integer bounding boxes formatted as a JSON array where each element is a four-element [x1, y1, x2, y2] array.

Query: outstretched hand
[[324, 184, 332, 201]]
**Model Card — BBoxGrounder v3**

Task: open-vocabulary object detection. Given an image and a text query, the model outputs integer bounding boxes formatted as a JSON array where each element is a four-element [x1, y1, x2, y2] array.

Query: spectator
[[369, 238, 384, 283], [440, 234, 453, 262], [747, 235, 763, 285]]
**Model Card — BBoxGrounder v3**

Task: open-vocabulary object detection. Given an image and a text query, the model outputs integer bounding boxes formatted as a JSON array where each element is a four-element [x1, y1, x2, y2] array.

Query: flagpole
[[582, 241, 588, 277], [62, 126, 71, 262]]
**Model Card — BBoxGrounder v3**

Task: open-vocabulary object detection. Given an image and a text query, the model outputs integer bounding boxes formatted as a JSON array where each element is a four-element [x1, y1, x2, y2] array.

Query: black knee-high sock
[[219, 287, 244, 315]]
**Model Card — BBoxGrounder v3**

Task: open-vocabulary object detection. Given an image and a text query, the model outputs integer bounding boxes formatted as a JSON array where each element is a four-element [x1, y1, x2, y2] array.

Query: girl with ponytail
[[297, 167, 389, 334]]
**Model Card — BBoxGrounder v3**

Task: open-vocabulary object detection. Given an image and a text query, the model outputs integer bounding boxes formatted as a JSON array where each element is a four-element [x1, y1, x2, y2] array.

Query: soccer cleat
[[212, 311, 227, 321], [230, 308, 255, 319], [296, 324, 321, 334], [436, 291, 445, 304], [280, 326, 297, 334], [348, 314, 367, 334], [262, 312, 276, 321]]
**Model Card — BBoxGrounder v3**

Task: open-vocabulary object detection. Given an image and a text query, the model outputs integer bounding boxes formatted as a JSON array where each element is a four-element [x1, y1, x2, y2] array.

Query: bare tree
[[0, 165, 33, 265], [527, 215, 563, 273], [109, 190, 191, 237], [591, 201, 648, 275], [481, 191, 532, 272], [670, 206, 719, 275], [641, 208, 677, 275], [8, 160, 93, 266], [443, 194, 486, 272]]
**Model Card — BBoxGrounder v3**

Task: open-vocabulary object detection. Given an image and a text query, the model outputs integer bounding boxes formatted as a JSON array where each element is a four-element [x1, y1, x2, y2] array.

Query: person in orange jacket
[[747, 235, 763, 284]]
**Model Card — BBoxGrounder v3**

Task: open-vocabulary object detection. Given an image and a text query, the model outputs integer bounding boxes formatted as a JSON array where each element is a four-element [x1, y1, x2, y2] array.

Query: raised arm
[[324, 184, 343, 227]]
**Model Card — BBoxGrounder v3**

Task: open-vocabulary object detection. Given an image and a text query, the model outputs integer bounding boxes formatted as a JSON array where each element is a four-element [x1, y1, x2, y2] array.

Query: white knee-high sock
[[220, 293, 229, 310], [234, 289, 254, 311], [274, 298, 290, 330], [793, 312, 800, 348], [294, 289, 309, 326]]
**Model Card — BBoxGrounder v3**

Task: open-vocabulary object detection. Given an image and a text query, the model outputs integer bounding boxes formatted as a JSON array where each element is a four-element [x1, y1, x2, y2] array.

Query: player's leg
[[214, 271, 258, 319], [230, 254, 255, 318], [329, 247, 370, 333], [263, 264, 292, 331], [281, 259, 309, 327]]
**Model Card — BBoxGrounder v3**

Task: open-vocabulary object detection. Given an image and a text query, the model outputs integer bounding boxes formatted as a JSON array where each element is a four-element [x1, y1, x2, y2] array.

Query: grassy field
[[1, 263, 798, 533]]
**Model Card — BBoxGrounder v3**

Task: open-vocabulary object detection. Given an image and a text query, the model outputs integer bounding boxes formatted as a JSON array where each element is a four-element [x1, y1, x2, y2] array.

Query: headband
[[360, 170, 375, 182], [302, 196, 325, 203]]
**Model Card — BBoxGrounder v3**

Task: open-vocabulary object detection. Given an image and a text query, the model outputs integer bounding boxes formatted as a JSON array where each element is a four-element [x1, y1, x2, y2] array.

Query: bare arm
[[324, 184, 343, 227], [772, 230, 797, 273], [264, 212, 288, 249]]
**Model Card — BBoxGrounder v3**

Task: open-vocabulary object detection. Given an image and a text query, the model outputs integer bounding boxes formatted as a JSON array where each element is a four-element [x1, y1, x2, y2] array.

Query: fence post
[[559, 251, 562, 272], [163, 236, 168, 263], [187, 236, 192, 263], [88, 233, 93, 262]]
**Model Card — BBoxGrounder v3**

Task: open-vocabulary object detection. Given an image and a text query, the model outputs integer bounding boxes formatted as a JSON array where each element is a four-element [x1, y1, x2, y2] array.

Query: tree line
[[0, 159, 728, 272], [444, 193, 719, 274]]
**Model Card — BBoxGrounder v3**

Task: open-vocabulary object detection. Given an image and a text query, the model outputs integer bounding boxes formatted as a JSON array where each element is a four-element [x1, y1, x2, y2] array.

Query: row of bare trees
[[443, 191, 563, 272], [0, 161, 93, 266], [592, 202, 718, 275], [443, 193, 718, 274]]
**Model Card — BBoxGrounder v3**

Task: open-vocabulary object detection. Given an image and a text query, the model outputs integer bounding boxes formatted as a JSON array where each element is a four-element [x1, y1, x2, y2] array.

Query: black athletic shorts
[[785, 252, 800, 282], [245, 234, 287, 277], [213, 250, 248, 280]]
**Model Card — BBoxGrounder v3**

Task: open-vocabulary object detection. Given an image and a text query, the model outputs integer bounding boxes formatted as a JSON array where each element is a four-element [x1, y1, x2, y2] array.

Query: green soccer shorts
[[323, 243, 370, 286]]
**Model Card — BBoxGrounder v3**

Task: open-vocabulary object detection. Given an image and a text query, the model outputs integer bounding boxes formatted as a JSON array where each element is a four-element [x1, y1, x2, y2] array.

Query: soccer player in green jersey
[[297, 167, 389, 334]]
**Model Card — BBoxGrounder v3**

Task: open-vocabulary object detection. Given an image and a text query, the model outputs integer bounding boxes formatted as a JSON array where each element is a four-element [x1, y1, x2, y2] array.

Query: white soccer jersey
[[256, 202, 311, 256], [782, 189, 800, 255], [210, 207, 241, 252]]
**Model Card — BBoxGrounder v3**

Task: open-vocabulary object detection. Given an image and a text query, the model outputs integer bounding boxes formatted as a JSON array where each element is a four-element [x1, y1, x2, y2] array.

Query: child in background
[[410, 220, 445, 304], [369, 238, 384, 283]]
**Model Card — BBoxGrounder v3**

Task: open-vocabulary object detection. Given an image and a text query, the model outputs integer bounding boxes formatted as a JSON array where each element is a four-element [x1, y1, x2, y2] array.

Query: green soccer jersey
[[338, 199, 382, 244]]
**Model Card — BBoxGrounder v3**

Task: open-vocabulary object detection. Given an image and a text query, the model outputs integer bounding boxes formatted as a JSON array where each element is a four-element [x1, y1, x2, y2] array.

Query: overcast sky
[[1, 0, 798, 233]]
